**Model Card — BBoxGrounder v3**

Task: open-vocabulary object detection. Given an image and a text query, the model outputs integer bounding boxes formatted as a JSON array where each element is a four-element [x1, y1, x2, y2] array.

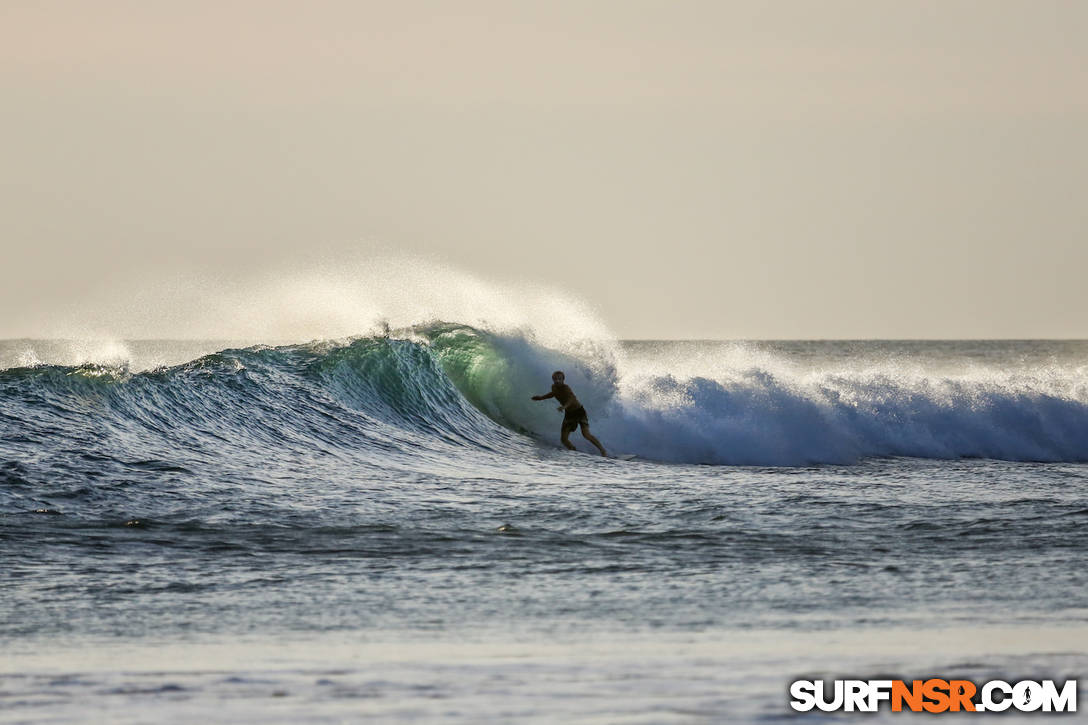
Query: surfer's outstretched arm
[[531, 392, 555, 401]]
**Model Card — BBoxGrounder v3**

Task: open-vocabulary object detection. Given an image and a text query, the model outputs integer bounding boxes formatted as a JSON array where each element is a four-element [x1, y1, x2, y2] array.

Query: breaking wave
[[3, 324, 1087, 467]]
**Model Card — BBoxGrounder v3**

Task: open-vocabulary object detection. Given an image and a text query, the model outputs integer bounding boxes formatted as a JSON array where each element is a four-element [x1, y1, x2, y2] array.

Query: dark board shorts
[[562, 406, 589, 432]]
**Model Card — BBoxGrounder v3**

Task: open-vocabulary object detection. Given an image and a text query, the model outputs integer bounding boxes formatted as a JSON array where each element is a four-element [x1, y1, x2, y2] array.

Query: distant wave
[[3, 324, 1087, 467]]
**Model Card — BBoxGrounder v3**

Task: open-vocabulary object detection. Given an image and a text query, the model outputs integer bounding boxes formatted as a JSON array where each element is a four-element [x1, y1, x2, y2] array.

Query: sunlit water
[[2, 335, 1086, 722]]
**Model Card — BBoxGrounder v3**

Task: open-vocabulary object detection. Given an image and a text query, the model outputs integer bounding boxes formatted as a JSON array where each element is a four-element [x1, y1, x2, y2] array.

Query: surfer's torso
[[551, 382, 581, 410]]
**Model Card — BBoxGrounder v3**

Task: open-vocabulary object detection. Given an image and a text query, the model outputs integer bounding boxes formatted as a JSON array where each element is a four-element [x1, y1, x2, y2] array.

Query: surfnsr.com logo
[[789, 679, 1077, 713]]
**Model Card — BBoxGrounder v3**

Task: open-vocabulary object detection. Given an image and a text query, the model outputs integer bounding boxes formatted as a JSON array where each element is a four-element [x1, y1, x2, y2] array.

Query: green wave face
[[417, 323, 619, 442]]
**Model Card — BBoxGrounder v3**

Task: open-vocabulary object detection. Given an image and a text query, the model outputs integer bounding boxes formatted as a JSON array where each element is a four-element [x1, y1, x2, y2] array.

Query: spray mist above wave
[[8, 257, 614, 371]]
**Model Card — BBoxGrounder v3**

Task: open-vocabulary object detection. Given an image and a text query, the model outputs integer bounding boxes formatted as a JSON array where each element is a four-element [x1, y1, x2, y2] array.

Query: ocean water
[[1, 330, 1086, 723]]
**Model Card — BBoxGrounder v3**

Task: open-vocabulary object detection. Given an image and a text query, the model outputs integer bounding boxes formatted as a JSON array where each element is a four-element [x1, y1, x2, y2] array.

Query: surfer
[[531, 371, 608, 457]]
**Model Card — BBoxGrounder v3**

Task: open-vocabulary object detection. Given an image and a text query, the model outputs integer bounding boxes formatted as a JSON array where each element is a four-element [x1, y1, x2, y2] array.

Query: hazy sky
[[2, 0, 1085, 339]]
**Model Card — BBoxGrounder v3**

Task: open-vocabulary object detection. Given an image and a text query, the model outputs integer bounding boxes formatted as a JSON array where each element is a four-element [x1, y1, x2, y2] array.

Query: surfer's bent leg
[[580, 422, 608, 457], [560, 422, 577, 451]]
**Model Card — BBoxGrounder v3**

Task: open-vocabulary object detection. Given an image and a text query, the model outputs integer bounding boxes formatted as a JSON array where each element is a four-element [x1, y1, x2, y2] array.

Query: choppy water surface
[[2, 333, 1086, 722]]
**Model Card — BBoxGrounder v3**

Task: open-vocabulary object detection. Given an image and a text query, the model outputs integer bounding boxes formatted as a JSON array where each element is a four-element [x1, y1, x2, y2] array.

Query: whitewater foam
[[415, 329, 1088, 465]]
